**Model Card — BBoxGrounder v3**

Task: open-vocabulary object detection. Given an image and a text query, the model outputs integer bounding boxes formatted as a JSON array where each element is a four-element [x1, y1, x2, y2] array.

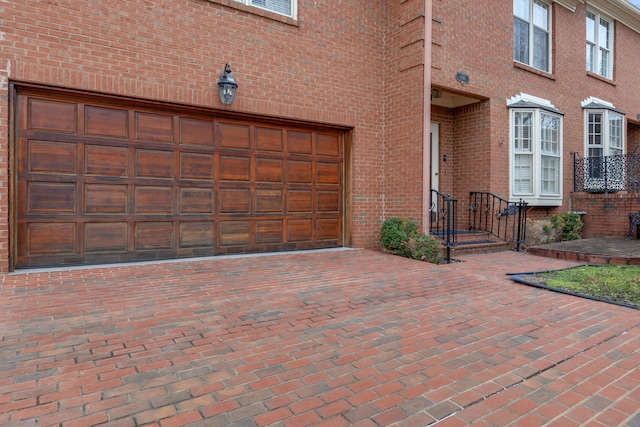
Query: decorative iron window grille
[[573, 153, 640, 193]]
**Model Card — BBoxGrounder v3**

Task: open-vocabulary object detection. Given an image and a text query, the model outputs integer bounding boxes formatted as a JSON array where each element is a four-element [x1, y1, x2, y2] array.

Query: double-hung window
[[582, 97, 625, 190], [513, 0, 551, 72], [234, 0, 296, 18], [586, 11, 613, 79], [508, 94, 563, 206]]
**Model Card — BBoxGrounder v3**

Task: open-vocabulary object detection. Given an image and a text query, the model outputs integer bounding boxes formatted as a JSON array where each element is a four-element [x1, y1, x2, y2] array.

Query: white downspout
[[422, 0, 433, 233]]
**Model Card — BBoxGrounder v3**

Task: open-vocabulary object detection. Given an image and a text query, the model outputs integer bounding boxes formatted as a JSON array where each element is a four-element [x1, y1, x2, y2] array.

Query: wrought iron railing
[[429, 190, 457, 263], [468, 192, 528, 251], [573, 153, 640, 193]]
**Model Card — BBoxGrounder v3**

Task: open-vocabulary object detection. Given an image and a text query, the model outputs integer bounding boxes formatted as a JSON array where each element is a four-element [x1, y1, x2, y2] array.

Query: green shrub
[[380, 217, 443, 264], [550, 212, 584, 241]]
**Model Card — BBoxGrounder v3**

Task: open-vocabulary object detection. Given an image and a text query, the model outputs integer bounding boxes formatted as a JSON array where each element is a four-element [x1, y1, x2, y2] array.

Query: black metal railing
[[573, 152, 640, 193], [429, 189, 457, 263], [468, 192, 528, 251]]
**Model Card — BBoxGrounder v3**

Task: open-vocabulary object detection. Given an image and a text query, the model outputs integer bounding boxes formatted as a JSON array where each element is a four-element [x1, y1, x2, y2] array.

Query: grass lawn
[[533, 265, 640, 308]]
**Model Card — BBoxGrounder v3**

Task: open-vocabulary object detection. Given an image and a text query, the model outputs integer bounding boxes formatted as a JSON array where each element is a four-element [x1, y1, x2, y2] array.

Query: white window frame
[[513, 0, 552, 73], [507, 94, 563, 206], [233, 0, 297, 18], [581, 97, 626, 190], [586, 10, 613, 79]]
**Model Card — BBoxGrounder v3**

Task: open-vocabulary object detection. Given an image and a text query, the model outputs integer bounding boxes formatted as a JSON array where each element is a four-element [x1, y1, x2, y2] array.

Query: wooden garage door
[[15, 90, 343, 267]]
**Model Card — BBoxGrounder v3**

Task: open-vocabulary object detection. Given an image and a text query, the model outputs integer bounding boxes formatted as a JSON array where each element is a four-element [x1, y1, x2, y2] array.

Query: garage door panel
[[220, 156, 250, 181], [135, 112, 173, 142], [136, 149, 174, 179], [135, 186, 173, 214], [288, 219, 313, 242], [256, 127, 283, 152], [220, 122, 250, 150], [317, 163, 341, 184], [28, 140, 77, 174], [135, 222, 174, 250], [28, 182, 77, 213], [28, 98, 77, 134], [287, 190, 312, 213], [180, 118, 214, 147], [317, 218, 341, 240], [27, 223, 77, 254], [85, 106, 128, 139], [16, 91, 343, 267], [256, 220, 283, 244], [180, 153, 214, 180], [316, 134, 341, 157], [287, 160, 312, 183], [180, 188, 214, 214], [220, 221, 251, 247], [255, 190, 283, 213], [85, 222, 128, 252], [255, 158, 283, 182], [220, 188, 250, 213], [86, 145, 128, 176], [317, 191, 340, 212], [179, 222, 215, 248], [85, 184, 128, 214], [287, 131, 312, 154]]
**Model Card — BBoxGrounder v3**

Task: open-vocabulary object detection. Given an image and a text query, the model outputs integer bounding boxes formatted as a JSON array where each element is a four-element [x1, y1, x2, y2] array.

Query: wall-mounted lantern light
[[455, 71, 470, 85], [217, 63, 238, 105]]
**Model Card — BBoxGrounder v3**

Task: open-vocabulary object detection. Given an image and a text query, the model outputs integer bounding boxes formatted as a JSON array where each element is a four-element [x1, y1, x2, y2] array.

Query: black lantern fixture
[[217, 63, 238, 105]]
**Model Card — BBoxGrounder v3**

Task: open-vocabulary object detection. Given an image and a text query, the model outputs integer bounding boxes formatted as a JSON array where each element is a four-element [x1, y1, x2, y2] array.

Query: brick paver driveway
[[1, 249, 639, 426]]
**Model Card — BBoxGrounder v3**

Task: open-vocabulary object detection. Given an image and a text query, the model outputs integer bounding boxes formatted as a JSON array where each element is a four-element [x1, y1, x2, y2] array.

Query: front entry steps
[[432, 230, 512, 257]]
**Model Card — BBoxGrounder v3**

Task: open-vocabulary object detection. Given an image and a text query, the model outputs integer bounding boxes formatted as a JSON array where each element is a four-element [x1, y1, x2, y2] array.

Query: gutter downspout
[[422, 0, 433, 233]]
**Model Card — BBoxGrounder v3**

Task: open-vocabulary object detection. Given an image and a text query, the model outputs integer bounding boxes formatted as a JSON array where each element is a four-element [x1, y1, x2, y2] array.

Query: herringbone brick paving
[[1, 249, 639, 426]]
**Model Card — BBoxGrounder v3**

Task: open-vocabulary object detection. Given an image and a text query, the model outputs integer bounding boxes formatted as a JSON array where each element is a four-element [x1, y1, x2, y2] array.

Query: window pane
[[533, 0, 548, 30], [541, 155, 559, 194], [599, 49, 609, 77], [533, 27, 549, 71], [251, 0, 292, 15], [514, 154, 533, 194], [540, 114, 559, 155], [588, 113, 602, 147], [609, 113, 623, 151], [514, 112, 533, 151], [514, 18, 530, 64], [586, 43, 595, 72], [514, 0, 530, 20], [599, 18, 609, 49], [586, 12, 596, 43]]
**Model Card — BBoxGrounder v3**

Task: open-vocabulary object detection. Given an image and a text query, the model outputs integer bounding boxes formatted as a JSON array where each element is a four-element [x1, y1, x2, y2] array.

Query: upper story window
[[586, 11, 613, 79], [508, 94, 563, 206], [234, 0, 296, 18], [513, 0, 551, 72]]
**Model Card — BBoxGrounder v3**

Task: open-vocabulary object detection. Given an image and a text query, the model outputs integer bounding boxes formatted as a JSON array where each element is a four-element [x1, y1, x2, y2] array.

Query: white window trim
[[586, 10, 614, 79], [507, 94, 563, 206], [233, 0, 297, 19], [513, 0, 553, 73]]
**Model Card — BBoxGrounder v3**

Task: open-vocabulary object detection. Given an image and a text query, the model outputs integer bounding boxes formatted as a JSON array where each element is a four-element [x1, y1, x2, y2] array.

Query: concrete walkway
[[1, 249, 639, 426]]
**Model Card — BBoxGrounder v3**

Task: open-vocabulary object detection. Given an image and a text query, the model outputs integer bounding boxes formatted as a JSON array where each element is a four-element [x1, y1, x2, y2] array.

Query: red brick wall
[[0, 0, 403, 269], [570, 192, 640, 238], [383, 1, 427, 227], [431, 1, 640, 224]]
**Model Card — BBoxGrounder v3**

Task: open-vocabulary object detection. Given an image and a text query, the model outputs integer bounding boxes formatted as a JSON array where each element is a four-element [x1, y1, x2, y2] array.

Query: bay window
[[582, 97, 625, 189], [508, 94, 563, 206]]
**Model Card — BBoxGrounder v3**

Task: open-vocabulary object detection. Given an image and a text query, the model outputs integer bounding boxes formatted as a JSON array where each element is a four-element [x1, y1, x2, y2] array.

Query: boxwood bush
[[380, 217, 444, 264]]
